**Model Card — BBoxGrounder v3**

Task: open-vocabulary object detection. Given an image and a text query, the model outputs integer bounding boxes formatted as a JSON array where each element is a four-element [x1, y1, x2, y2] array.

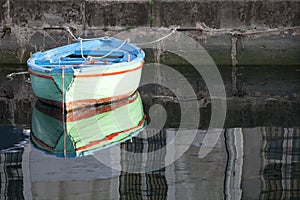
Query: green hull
[[31, 92, 146, 157]]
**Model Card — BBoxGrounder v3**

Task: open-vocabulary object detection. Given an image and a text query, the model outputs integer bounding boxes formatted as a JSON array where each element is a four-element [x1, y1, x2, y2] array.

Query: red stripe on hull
[[76, 116, 146, 152], [31, 133, 55, 151], [66, 92, 139, 122], [31, 116, 146, 154], [66, 90, 135, 111], [37, 90, 136, 112], [28, 69, 53, 79]]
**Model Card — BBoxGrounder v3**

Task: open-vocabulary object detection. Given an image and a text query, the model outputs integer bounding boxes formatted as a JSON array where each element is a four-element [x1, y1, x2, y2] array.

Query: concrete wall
[[0, 0, 299, 65], [2, 0, 299, 29]]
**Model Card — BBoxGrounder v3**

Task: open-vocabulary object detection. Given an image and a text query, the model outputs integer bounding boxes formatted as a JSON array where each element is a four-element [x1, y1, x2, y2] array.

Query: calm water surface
[[0, 64, 299, 199]]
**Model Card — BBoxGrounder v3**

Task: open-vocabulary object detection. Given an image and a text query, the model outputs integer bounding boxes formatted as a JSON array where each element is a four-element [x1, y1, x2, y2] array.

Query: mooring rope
[[6, 71, 29, 81], [78, 37, 129, 61], [87, 38, 129, 61], [64, 26, 178, 60], [65, 27, 77, 41], [132, 28, 177, 46], [79, 38, 86, 60]]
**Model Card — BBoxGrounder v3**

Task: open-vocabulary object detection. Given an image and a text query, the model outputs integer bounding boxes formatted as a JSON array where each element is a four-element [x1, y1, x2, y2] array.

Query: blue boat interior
[[31, 38, 143, 69]]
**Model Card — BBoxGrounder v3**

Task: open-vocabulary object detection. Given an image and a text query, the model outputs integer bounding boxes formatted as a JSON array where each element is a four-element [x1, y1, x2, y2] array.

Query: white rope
[[133, 28, 177, 45], [6, 71, 29, 81], [65, 27, 77, 41], [65, 26, 105, 42], [65, 26, 130, 61], [7, 71, 29, 78], [77, 35, 129, 61], [64, 26, 177, 61], [81, 37, 105, 41], [79, 38, 86, 60], [87, 39, 129, 61], [65, 26, 177, 46]]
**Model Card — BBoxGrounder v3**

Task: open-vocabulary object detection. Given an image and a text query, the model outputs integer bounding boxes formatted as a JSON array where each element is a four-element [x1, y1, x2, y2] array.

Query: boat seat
[[69, 50, 124, 58], [120, 53, 137, 62], [35, 59, 51, 65]]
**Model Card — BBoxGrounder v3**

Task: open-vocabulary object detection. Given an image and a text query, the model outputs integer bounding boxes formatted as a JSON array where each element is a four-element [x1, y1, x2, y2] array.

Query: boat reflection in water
[[31, 91, 146, 157]]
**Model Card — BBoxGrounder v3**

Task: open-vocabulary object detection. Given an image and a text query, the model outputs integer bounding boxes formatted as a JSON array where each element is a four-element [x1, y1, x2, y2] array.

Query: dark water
[[0, 64, 300, 199]]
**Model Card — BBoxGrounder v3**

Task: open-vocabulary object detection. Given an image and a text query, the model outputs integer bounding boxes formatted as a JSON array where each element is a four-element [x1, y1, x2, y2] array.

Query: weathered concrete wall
[[3, 0, 300, 29], [152, 0, 300, 29], [0, 0, 299, 65]]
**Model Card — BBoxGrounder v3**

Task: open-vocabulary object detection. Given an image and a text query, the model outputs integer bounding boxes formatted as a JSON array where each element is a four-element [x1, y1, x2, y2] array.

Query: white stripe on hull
[[66, 68, 142, 102]]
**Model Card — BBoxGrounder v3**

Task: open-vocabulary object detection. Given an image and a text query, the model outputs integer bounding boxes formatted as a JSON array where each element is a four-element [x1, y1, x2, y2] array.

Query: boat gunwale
[[27, 37, 145, 73], [28, 60, 144, 79]]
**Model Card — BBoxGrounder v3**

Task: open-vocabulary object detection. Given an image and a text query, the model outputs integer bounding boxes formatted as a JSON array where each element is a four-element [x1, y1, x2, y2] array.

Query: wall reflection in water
[[226, 127, 300, 200], [1, 89, 300, 200], [119, 131, 168, 199], [0, 151, 24, 200], [2, 125, 300, 199], [0, 126, 27, 200], [261, 127, 300, 199]]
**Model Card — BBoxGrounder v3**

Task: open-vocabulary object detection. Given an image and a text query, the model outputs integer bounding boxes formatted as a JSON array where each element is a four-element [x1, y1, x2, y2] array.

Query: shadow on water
[[0, 64, 299, 199]]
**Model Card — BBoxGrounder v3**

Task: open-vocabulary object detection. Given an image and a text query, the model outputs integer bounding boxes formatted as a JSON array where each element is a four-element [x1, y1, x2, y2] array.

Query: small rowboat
[[27, 37, 145, 111], [31, 92, 146, 157]]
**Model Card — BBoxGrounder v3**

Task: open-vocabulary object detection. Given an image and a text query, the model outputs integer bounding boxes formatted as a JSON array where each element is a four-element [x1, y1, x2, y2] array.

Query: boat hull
[[28, 61, 144, 111], [27, 37, 145, 111]]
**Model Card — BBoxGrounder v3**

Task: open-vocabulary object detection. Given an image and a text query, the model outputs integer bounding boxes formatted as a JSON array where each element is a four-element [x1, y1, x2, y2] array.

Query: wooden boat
[[27, 37, 145, 111], [31, 92, 146, 157]]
